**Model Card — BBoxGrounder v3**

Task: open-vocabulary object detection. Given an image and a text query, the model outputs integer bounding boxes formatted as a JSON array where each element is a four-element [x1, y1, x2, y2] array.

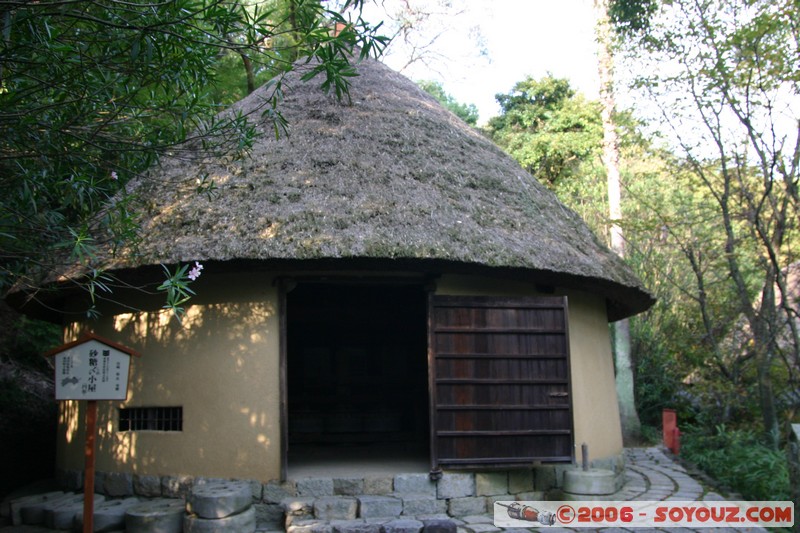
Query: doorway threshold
[[287, 443, 428, 479]]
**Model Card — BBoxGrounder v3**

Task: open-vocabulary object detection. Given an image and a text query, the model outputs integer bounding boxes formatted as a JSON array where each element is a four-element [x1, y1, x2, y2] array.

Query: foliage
[[637, 424, 662, 446], [616, 0, 800, 447], [608, 0, 658, 36], [484, 0, 796, 463], [205, 48, 265, 105], [0, 310, 60, 371], [485, 74, 646, 191], [485, 76, 603, 187], [158, 262, 204, 322], [483, 73, 650, 234], [417, 80, 479, 126], [208, 0, 322, 102], [620, 152, 776, 422], [484, 32, 796, 449], [629, 305, 687, 427], [360, 0, 488, 77], [0, 0, 387, 318], [681, 425, 791, 500]]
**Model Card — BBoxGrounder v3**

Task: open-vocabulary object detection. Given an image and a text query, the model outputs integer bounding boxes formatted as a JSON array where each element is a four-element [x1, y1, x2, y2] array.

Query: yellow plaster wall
[[56, 272, 622, 482], [564, 291, 624, 461], [436, 274, 623, 462], [58, 273, 282, 481]]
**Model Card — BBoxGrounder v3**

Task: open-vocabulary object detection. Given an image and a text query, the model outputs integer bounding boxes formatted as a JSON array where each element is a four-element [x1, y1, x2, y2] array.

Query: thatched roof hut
[[24, 55, 654, 493], [107, 54, 651, 321]]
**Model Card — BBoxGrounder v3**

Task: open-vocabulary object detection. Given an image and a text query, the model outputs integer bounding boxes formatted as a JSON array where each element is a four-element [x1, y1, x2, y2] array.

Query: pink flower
[[187, 261, 203, 281], [110, 171, 118, 180]]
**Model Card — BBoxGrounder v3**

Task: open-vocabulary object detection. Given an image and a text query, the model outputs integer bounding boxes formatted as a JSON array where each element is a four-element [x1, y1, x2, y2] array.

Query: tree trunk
[[753, 276, 781, 449], [240, 53, 256, 95], [613, 317, 641, 441], [595, 0, 641, 442]]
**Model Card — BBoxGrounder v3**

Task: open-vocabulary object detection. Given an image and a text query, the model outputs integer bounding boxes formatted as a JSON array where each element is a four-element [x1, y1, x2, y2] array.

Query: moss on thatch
[[108, 55, 652, 319]]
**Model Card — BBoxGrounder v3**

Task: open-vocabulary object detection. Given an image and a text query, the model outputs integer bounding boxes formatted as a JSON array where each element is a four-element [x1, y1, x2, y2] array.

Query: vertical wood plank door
[[429, 295, 574, 469]]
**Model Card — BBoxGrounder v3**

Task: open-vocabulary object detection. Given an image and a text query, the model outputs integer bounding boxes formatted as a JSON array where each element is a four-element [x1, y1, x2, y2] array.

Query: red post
[[662, 408, 677, 451], [83, 400, 97, 533], [672, 427, 681, 455]]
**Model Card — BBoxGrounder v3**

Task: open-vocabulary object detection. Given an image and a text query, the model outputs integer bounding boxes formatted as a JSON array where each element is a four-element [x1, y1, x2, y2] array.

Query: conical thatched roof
[[108, 55, 652, 320]]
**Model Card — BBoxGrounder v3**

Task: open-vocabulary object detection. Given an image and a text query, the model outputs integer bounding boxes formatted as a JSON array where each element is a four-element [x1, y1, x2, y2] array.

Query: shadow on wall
[[62, 279, 279, 480]]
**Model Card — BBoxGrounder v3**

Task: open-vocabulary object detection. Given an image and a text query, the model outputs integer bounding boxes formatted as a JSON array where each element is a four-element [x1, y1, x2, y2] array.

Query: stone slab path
[[482, 447, 769, 533], [0, 448, 773, 532]]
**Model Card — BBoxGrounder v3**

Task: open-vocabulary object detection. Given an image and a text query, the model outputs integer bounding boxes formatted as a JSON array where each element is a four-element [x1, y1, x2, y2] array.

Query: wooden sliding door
[[429, 295, 574, 470]]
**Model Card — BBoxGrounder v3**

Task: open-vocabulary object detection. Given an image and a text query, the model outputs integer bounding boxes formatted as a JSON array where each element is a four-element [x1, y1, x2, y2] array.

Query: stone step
[[187, 480, 253, 519], [18, 493, 80, 525], [283, 514, 536, 533], [280, 494, 481, 533], [286, 515, 460, 533], [5, 492, 66, 526], [288, 469, 557, 502], [280, 491, 541, 525], [185, 479, 257, 533], [43, 494, 106, 530], [125, 498, 185, 533], [74, 497, 140, 532], [185, 505, 257, 533]]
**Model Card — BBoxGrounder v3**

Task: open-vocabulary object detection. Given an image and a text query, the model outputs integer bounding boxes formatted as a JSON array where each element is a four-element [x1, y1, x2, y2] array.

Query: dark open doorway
[[286, 282, 429, 476]]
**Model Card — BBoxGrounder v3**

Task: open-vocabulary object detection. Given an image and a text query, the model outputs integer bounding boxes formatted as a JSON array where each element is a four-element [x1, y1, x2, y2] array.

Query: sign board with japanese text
[[47, 334, 139, 401]]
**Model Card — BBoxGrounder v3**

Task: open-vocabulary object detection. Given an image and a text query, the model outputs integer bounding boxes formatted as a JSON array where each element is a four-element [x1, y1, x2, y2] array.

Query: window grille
[[119, 407, 182, 432]]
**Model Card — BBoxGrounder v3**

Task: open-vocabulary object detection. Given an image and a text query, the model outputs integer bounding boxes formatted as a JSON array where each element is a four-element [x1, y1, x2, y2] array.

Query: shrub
[[681, 425, 791, 500]]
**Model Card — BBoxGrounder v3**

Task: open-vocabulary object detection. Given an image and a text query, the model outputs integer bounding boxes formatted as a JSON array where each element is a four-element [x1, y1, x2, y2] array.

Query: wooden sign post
[[46, 333, 139, 533]]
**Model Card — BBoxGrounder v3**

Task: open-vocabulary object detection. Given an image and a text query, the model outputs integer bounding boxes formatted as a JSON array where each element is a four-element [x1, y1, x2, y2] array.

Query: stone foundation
[[56, 453, 625, 530], [58, 454, 626, 503]]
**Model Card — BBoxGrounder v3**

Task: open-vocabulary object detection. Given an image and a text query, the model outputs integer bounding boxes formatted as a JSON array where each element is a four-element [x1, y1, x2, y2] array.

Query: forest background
[[1, 0, 798, 506]]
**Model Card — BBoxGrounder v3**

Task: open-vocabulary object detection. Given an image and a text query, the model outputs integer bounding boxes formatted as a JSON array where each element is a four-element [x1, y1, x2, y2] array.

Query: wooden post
[[278, 280, 289, 482], [662, 409, 676, 451], [426, 288, 441, 479], [581, 443, 589, 471], [83, 400, 97, 533], [45, 334, 140, 533]]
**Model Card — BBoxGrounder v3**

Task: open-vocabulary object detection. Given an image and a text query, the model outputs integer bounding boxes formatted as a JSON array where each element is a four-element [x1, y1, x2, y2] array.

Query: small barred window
[[119, 407, 182, 432]]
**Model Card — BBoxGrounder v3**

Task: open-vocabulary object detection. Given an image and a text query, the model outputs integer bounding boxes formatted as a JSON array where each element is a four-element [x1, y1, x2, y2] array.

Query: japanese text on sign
[[53, 340, 132, 401]]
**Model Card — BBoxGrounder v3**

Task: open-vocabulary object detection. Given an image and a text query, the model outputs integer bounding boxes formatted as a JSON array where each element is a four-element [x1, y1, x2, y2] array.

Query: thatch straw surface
[[113, 56, 653, 319]]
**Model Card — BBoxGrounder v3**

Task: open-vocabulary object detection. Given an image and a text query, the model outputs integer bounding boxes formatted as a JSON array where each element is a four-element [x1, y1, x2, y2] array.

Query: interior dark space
[[286, 283, 429, 458]]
